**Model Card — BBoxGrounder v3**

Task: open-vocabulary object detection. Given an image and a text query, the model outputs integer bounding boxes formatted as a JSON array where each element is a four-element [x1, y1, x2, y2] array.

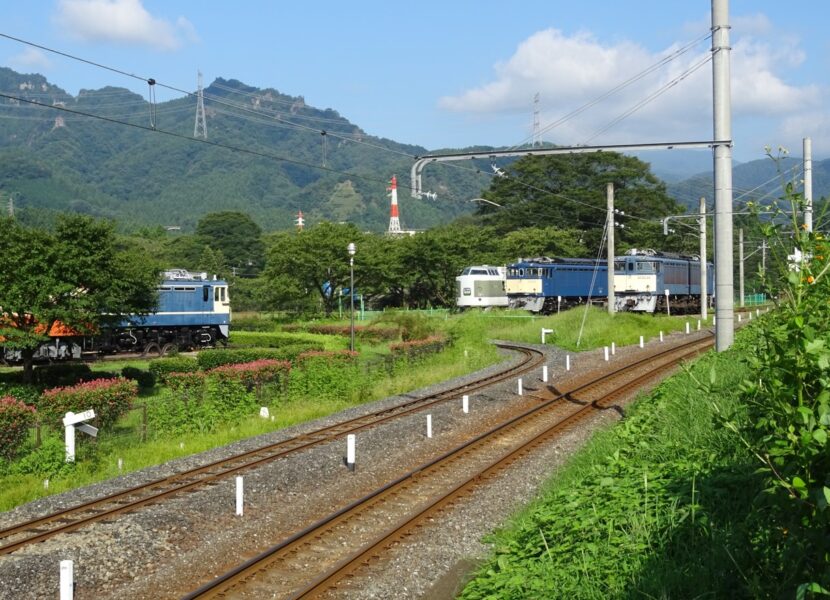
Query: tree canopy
[[0, 215, 160, 380]]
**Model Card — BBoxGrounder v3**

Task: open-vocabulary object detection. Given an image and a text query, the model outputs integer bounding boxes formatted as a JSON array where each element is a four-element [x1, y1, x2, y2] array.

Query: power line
[[0, 91, 398, 189], [510, 31, 712, 149]]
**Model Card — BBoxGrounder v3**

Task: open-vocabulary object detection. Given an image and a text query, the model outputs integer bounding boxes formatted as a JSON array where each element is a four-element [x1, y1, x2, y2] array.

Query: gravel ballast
[[0, 330, 707, 599]]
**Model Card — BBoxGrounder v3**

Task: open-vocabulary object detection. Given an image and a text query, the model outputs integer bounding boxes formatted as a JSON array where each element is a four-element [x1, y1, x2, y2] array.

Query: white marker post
[[542, 365, 549, 383], [660, 331, 664, 342], [713, 316, 717, 325], [639, 335, 644, 348], [541, 328, 554, 344], [346, 434, 356, 471], [44, 479, 49, 489], [611, 342, 616, 355], [259, 407, 270, 419], [63, 410, 97, 463], [565, 355, 571, 371], [738, 314, 742, 322], [462, 394, 469, 413], [756, 308, 760, 317], [749, 311, 753, 320], [60, 560, 73, 600], [604, 346, 609, 361], [685, 322, 690, 334], [557, 296, 562, 314], [235, 476, 243, 516], [426, 414, 432, 438], [117, 458, 123, 471], [517, 378, 523, 395], [697, 319, 701, 330], [665, 290, 671, 316]]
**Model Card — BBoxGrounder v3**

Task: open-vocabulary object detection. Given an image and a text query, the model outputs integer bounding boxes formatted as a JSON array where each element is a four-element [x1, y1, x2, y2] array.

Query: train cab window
[[461, 268, 471, 275], [203, 285, 210, 302], [628, 263, 634, 272], [221, 287, 226, 301], [470, 269, 488, 275], [519, 269, 525, 276], [214, 287, 220, 301]]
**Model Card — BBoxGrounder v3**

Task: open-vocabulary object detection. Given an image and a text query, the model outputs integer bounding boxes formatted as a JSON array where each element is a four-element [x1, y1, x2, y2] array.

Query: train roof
[[623, 249, 701, 261], [510, 257, 604, 266], [161, 269, 228, 285]]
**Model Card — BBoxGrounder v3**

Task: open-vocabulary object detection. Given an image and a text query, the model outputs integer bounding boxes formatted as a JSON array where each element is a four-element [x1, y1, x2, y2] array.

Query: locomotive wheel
[[160, 343, 178, 356], [141, 342, 161, 357]]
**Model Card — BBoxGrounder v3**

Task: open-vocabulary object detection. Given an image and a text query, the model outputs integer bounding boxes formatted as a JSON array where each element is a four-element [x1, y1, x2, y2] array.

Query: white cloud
[[438, 18, 825, 151], [54, 0, 197, 51], [9, 47, 52, 70]]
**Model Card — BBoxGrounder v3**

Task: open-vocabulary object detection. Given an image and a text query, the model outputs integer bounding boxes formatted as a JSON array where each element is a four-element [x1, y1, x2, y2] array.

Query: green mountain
[[0, 67, 491, 232], [668, 155, 830, 211]]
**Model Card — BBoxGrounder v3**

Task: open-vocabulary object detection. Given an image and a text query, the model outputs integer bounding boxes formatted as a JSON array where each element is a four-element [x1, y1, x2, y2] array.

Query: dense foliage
[[38, 378, 138, 431], [0, 396, 37, 460], [0, 214, 160, 381]]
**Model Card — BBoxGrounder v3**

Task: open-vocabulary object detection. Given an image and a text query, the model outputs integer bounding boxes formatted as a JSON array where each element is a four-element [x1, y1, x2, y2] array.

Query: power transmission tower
[[194, 71, 208, 139], [532, 92, 541, 148]]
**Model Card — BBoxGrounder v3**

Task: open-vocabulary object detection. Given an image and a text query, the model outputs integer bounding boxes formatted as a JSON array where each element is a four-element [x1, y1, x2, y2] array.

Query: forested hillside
[[668, 155, 830, 211], [0, 67, 491, 232]]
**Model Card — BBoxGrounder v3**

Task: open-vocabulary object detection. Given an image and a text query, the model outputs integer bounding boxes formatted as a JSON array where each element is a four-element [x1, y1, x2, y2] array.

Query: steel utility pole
[[804, 137, 813, 232], [712, 0, 734, 350], [606, 182, 615, 315], [738, 227, 744, 307], [699, 197, 708, 320]]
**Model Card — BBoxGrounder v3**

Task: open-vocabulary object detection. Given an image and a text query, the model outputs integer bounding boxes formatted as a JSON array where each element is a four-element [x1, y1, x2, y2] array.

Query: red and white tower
[[295, 210, 305, 231], [387, 175, 401, 234]]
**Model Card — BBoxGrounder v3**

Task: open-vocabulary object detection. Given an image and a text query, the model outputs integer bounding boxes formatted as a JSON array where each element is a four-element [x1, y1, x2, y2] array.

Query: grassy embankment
[[0, 308, 705, 512], [459, 317, 799, 598]]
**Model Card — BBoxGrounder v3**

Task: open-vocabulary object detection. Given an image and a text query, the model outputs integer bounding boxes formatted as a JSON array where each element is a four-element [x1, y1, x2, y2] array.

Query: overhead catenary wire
[[510, 30, 713, 150], [583, 53, 713, 144]]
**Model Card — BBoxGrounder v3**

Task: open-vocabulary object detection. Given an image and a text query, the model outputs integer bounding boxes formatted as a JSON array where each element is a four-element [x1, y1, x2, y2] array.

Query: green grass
[[0, 308, 701, 513], [458, 323, 799, 599]]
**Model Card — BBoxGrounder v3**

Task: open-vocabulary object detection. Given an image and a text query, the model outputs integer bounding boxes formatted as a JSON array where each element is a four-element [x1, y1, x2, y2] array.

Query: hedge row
[[389, 336, 448, 359], [228, 331, 316, 348], [281, 323, 399, 341], [39, 378, 138, 430], [148, 359, 290, 433], [195, 345, 323, 370], [0, 396, 36, 460]]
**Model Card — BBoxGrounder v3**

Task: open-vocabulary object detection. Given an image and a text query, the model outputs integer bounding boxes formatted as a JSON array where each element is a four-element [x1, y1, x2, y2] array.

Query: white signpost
[[63, 410, 98, 463], [541, 328, 554, 344]]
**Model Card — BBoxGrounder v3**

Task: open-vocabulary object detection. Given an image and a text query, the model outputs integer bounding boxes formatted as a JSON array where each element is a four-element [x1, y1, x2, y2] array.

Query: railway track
[[0, 344, 544, 556], [181, 334, 714, 599]]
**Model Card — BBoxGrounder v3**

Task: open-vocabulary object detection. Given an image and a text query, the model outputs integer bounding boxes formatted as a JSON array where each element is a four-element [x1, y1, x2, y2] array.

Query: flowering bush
[[148, 357, 199, 384], [295, 350, 358, 366], [209, 359, 291, 387], [0, 396, 36, 460], [39, 378, 137, 430], [165, 370, 207, 393], [389, 336, 448, 358]]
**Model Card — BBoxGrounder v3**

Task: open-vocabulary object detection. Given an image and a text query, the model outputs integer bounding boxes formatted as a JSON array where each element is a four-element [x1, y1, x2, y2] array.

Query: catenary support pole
[[804, 137, 813, 232], [739, 227, 745, 307], [712, 0, 735, 350], [700, 197, 708, 320], [607, 182, 615, 314]]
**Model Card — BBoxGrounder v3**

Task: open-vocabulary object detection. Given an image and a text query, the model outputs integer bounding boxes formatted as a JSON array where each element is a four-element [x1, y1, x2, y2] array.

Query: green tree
[[263, 222, 368, 315], [196, 211, 265, 275], [477, 153, 685, 255], [0, 216, 160, 382]]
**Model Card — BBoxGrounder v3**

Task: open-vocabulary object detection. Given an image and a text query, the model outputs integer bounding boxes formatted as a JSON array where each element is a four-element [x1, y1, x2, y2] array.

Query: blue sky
[[2, 0, 828, 162]]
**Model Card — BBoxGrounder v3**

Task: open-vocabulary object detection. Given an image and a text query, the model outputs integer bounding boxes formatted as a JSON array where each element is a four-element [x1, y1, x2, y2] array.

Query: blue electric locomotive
[[100, 269, 231, 355], [614, 249, 714, 314], [505, 257, 608, 313]]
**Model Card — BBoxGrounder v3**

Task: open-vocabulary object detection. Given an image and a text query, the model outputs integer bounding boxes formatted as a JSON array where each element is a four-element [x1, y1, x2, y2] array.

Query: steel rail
[[0, 344, 544, 555], [181, 334, 712, 599]]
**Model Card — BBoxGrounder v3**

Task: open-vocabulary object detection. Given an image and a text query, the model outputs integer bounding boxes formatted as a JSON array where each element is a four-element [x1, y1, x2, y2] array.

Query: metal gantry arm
[[410, 140, 727, 198]]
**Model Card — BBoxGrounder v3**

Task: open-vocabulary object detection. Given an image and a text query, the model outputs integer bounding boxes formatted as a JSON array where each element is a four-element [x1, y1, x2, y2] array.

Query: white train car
[[456, 266, 508, 309]]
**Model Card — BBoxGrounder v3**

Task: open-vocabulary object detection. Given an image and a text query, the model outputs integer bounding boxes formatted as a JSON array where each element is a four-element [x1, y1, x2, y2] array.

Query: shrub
[[39, 378, 137, 431], [0, 382, 40, 406], [288, 351, 361, 400], [0, 396, 36, 460], [389, 335, 448, 359], [229, 331, 324, 349], [210, 359, 291, 387], [32, 363, 92, 387], [148, 357, 199, 384], [231, 315, 280, 332], [304, 324, 399, 341], [121, 366, 156, 389], [166, 371, 207, 393], [197, 346, 322, 370]]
